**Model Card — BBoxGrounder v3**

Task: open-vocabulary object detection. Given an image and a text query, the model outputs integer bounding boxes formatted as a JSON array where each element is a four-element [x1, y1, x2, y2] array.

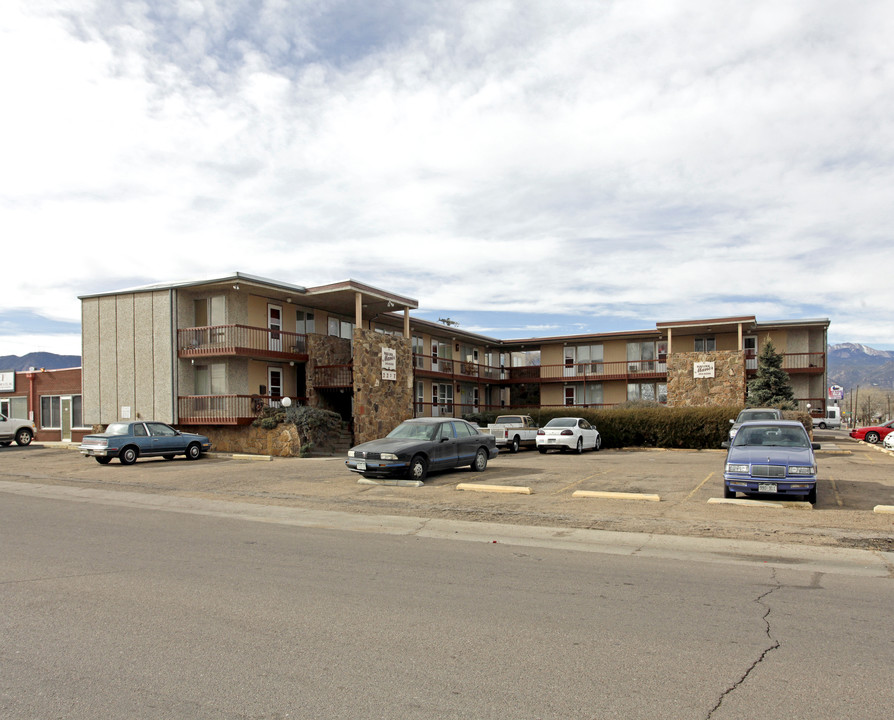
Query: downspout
[[170, 288, 177, 423]]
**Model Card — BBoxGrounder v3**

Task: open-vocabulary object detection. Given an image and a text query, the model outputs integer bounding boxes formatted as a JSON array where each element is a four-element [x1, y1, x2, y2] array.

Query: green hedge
[[463, 406, 813, 450]]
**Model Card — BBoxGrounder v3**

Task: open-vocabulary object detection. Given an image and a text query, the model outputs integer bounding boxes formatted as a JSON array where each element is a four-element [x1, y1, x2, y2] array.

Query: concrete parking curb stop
[[357, 478, 424, 488], [707, 497, 812, 509], [456, 483, 532, 495], [572, 490, 660, 502], [873, 505, 894, 514]]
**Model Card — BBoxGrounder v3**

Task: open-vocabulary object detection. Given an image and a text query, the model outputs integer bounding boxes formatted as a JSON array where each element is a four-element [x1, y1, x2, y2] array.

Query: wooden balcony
[[177, 395, 307, 425], [178, 325, 309, 362], [746, 352, 825, 374]]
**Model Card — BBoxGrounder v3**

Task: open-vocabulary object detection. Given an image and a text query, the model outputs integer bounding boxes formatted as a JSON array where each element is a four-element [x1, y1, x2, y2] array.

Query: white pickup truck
[[0, 412, 36, 446], [483, 415, 539, 453]]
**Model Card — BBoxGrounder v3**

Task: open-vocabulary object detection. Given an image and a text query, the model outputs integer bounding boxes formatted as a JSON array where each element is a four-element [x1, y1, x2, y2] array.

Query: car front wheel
[[723, 485, 736, 499], [15, 428, 33, 446], [594, 435, 602, 451], [865, 431, 880, 444], [186, 443, 201, 460], [472, 447, 488, 472], [407, 455, 428, 481]]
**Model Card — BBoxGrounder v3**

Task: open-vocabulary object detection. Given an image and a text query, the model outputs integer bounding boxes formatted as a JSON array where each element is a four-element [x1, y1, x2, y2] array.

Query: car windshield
[[732, 425, 809, 448], [545, 418, 576, 428], [737, 410, 779, 422], [104, 423, 131, 435], [387, 422, 439, 441]]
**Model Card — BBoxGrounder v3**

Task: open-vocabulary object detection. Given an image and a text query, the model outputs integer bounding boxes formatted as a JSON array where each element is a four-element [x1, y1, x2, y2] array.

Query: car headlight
[[788, 465, 816, 476], [380, 453, 399, 460], [347, 450, 357, 457], [726, 463, 749, 473]]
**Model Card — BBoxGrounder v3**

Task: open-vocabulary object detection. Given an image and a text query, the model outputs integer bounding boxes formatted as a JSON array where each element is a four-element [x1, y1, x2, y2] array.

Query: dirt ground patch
[[2, 432, 892, 551]]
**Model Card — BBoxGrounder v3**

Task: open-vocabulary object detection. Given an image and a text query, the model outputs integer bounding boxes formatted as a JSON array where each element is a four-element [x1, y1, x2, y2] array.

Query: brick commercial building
[[0, 367, 88, 443]]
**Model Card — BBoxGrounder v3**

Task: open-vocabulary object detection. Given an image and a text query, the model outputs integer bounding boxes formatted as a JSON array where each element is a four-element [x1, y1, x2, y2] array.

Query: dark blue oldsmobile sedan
[[79, 421, 212, 465], [722, 420, 819, 503], [346, 417, 498, 481]]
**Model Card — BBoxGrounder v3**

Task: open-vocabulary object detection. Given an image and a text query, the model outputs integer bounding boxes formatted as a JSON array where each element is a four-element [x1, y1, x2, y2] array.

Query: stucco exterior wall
[[81, 291, 174, 425]]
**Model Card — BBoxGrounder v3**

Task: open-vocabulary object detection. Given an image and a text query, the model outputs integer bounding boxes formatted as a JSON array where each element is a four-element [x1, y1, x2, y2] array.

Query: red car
[[849, 419, 894, 444]]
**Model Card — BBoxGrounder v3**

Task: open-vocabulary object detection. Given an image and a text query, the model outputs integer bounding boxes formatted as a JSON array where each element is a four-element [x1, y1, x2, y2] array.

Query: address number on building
[[382, 370, 397, 381]]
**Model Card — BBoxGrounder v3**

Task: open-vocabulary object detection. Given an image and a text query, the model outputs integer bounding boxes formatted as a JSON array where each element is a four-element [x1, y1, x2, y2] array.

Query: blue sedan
[[79, 421, 212, 465], [721, 420, 818, 503]]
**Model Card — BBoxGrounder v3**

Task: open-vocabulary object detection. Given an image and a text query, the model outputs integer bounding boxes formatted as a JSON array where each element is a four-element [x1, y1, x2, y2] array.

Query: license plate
[[547, 438, 556, 443], [758, 483, 777, 493], [357, 462, 366, 471]]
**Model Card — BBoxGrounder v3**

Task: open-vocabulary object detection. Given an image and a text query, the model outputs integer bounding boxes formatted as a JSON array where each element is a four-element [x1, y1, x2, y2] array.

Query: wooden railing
[[177, 395, 307, 424], [178, 325, 308, 358], [313, 364, 353, 388]]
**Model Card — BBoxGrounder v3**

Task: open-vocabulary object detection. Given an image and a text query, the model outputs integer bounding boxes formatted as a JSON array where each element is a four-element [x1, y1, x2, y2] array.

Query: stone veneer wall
[[306, 334, 353, 412], [177, 424, 304, 456], [666, 351, 745, 407], [352, 327, 413, 445]]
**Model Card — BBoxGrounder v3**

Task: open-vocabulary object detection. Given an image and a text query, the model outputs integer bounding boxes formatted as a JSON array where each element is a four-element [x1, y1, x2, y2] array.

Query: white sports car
[[536, 417, 601, 454]]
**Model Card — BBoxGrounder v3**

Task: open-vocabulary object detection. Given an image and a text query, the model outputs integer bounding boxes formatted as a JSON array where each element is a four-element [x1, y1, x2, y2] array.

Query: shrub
[[252, 405, 343, 449]]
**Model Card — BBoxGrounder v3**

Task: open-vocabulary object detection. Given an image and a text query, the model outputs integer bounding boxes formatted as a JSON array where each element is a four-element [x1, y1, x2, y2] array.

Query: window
[[413, 336, 424, 368], [564, 386, 576, 406], [296, 310, 315, 335], [328, 317, 339, 336], [195, 364, 226, 395], [627, 341, 656, 372], [416, 381, 424, 414], [39, 395, 85, 429], [566, 344, 604, 374], [694, 337, 716, 352], [627, 383, 667, 403], [340, 320, 354, 339], [584, 383, 603, 406]]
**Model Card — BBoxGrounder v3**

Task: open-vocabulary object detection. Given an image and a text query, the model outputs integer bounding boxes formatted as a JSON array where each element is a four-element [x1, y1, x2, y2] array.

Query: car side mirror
[[729, 419, 734, 425], [721, 441, 730, 449], [811, 443, 820, 450]]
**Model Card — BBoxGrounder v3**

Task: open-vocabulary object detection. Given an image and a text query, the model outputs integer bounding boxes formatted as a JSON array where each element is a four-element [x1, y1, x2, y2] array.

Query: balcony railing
[[313, 364, 353, 388], [178, 325, 308, 360], [178, 395, 307, 425]]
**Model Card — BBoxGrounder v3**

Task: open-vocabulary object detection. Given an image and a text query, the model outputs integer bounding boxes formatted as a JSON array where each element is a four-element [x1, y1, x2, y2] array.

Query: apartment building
[[79, 273, 829, 446]]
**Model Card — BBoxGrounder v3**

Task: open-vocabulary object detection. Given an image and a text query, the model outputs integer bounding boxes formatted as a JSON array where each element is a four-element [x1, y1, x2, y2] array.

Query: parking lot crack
[[706, 569, 781, 719]]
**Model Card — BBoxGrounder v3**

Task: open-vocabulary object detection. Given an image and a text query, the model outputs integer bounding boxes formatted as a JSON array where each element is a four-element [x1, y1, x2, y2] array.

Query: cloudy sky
[[2, 0, 893, 357]]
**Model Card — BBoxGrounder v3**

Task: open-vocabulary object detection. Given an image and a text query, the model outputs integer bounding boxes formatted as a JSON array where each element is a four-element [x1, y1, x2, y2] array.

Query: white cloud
[[2, 0, 894, 350]]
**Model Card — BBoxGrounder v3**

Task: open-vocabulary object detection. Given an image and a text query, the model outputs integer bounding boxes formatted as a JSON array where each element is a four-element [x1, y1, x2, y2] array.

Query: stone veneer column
[[666, 351, 746, 407], [351, 328, 413, 444]]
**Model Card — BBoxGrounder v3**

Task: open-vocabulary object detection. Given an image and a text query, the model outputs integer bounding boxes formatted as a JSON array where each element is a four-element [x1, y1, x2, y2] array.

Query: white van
[[812, 407, 841, 429]]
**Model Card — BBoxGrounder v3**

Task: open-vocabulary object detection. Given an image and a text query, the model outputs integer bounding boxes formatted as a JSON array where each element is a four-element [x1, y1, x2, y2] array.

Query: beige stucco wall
[[81, 290, 174, 425]]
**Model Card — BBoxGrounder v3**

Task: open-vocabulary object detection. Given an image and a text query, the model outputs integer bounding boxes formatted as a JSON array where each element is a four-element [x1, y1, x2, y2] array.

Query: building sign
[[693, 361, 715, 379], [828, 385, 844, 400], [0, 371, 14, 392], [381, 347, 397, 381], [121, 406, 131, 419]]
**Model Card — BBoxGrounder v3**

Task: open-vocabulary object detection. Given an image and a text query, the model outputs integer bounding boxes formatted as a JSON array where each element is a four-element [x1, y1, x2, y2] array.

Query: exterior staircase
[[309, 421, 354, 457]]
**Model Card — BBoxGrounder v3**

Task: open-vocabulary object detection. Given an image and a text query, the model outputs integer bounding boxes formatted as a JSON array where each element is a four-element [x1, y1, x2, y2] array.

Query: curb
[[572, 490, 660, 502], [456, 483, 532, 495], [873, 505, 894, 514]]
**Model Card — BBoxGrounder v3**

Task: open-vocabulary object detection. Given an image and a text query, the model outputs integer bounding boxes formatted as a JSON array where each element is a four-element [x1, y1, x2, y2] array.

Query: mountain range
[[827, 343, 894, 390], [2, 345, 893, 391], [0, 352, 82, 372]]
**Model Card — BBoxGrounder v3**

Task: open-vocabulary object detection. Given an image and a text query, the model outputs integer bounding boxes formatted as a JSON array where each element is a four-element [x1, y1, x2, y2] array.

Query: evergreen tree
[[746, 339, 796, 408]]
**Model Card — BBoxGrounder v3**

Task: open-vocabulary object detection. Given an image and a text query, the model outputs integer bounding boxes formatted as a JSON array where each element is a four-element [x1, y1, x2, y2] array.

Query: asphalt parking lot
[[1, 430, 892, 551]]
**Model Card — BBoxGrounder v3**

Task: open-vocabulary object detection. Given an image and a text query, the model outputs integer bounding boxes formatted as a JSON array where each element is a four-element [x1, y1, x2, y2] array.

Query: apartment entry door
[[268, 304, 283, 352], [268, 367, 283, 406], [744, 336, 758, 370]]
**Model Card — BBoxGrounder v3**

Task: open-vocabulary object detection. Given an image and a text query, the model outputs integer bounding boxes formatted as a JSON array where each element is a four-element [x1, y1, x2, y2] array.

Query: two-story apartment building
[[80, 273, 829, 447]]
